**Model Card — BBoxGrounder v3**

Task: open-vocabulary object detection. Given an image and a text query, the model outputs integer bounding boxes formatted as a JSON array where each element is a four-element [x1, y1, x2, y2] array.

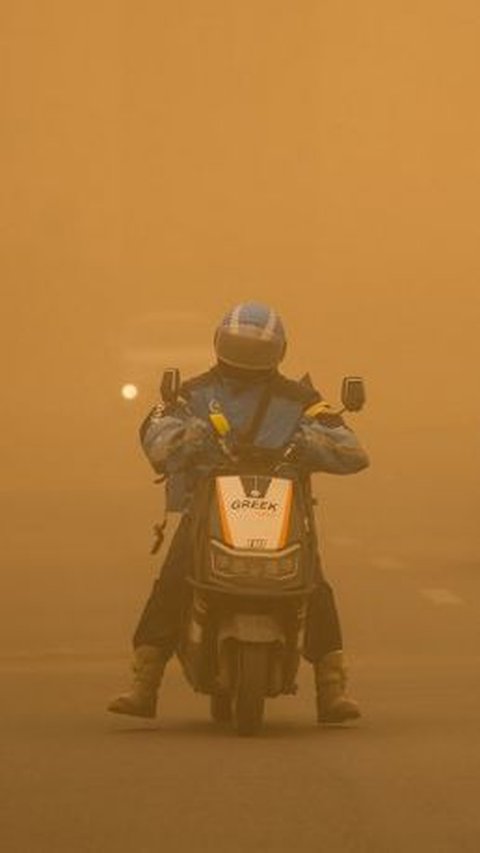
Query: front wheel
[[234, 643, 269, 737]]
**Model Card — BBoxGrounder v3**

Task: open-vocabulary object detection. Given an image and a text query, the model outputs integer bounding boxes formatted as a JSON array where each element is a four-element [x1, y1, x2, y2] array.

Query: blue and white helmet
[[214, 302, 287, 370]]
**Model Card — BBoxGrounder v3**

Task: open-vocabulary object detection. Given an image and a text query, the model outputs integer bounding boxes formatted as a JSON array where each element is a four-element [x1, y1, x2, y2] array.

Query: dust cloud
[[1, 1, 478, 656]]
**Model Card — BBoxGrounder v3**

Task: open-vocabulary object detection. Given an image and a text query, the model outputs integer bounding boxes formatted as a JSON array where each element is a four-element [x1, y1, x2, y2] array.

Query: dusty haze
[[1, 1, 479, 656]]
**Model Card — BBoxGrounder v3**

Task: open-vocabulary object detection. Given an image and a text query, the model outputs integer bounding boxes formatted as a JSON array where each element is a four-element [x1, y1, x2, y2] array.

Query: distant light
[[121, 383, 138, 401]]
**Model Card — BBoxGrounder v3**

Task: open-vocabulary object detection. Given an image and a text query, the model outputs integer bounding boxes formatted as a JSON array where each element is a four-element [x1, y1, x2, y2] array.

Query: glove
[[183, 417, 211, 449], [314, 410, 346, 429]]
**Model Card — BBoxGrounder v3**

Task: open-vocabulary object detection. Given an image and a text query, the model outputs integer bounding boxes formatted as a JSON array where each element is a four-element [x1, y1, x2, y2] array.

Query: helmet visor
[[215, 326, 285, 370]]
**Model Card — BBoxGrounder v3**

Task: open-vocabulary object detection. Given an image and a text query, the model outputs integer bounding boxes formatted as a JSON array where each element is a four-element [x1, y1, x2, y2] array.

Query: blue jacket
[[140, 366, 369, 511]]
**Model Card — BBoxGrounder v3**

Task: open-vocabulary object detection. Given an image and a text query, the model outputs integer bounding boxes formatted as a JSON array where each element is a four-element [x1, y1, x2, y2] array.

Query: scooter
[[163, 371, 365, 735]]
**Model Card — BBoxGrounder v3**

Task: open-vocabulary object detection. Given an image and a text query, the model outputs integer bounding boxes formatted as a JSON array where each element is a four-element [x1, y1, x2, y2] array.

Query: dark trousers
[[134, 515, 343, 662]]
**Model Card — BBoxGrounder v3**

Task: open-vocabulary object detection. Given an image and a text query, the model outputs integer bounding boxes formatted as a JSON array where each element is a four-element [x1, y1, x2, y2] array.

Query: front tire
[[234, 643, 269, 737]]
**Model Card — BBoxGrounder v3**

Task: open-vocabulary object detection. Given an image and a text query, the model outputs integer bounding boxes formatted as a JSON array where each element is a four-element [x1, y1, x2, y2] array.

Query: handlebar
[[212, 432, 301, 476]]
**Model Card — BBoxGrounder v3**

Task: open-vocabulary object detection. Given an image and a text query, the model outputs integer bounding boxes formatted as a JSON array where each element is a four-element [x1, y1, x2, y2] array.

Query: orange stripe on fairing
[[278, 481, 293, 549], [216, 479, 233, 546]]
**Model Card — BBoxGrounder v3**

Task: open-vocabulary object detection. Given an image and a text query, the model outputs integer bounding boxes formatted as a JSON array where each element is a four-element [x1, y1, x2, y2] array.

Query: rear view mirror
[[160, 368, 181, 404], [341, 376, 366, 412]]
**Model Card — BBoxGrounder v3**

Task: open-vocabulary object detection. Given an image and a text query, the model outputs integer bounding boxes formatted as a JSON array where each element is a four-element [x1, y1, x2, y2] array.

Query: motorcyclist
[[109, 301, 369, 723]]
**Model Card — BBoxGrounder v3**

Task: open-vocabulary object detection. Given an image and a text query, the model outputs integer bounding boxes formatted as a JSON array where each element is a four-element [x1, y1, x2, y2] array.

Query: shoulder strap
[[272, 372, 321, 406], [237, 380, 275, 445]]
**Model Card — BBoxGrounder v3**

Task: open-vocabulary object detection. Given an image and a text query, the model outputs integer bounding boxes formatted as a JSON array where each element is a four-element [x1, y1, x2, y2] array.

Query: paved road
[[2, 556, 480, 853]]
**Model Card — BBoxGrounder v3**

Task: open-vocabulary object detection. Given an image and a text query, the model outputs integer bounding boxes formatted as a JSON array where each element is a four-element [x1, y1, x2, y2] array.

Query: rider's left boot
[[314, 650, 361, 723]]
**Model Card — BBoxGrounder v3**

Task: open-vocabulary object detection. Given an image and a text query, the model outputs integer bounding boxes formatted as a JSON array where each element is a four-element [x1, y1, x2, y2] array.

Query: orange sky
[[1, 1, 479, 560]]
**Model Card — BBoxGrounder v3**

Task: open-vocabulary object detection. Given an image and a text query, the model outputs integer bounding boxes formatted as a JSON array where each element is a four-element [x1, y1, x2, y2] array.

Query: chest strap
[[208, 411, 231, 437], [208, 380, 274, 445]]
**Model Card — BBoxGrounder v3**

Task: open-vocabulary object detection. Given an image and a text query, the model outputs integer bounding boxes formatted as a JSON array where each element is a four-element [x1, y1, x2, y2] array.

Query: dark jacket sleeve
[[139, 399, 210, 473], [295, 400, 370, 475]]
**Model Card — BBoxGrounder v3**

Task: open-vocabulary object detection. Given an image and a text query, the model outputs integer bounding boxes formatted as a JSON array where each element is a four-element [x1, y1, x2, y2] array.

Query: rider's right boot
[[107, 645, 168, 718]]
